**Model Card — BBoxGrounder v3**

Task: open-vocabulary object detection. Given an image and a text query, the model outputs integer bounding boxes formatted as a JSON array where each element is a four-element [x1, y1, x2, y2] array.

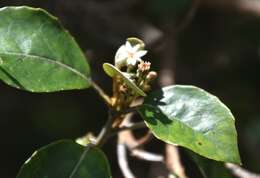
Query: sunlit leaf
[[0, 6, 91, 92], [139, 85, 241, 163]]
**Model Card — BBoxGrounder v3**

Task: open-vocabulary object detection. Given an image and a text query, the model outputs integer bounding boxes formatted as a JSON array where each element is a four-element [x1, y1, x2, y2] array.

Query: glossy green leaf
[[17, 140, 112, 178], [0, 6, 91, 92], [138, 85, 241, 163], [103, 63, 146, 96]]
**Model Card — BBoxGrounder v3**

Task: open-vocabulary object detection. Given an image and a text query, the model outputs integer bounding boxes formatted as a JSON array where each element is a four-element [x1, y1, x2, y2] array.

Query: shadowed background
[[0, 0, 259, 177]]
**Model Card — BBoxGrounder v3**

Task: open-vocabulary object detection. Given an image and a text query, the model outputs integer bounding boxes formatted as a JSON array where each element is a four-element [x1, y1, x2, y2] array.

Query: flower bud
[[146, 71, 157, 82], [138, 61, 151, 72]]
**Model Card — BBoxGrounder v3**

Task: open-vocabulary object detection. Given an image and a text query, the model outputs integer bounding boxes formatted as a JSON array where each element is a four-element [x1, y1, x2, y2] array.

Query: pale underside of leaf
[[103, 62, 146, 96]]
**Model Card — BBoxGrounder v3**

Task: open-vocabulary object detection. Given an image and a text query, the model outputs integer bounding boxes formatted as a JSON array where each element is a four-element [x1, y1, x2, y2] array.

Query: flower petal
[[127, 58, 137, 66], [116, 53, 128, 61], [117, 45, 126, 53], [125, 41, 133, 51], [115, 45, 128, 64], [135, 50, 147, 58], [114, 39, 148, 67]]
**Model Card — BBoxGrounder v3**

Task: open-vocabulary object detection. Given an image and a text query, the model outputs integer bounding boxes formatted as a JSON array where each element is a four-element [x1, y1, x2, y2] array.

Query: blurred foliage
[[148, 0, 191, 19]]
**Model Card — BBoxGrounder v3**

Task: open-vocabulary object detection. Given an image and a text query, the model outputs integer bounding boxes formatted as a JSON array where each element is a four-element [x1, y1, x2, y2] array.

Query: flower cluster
[[114, 38, 157, 93]]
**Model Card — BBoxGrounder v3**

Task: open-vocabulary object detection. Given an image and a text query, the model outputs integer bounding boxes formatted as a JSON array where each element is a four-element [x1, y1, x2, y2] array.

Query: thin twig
[[96, 110, 114, 147], [120, 114, 146, 149], [69, 143, 94, 178], [109, 121, 146, 137], [91, 80, 111, 107], [96, 106, 143, 146], [225, 163, 260, 178], [166, 145, 187, 178], [131, 149, 164, 162], [132, 131, 153, 149], [117, 141, 136, 178], [175, 0, 201, 33], [119, 114, 163, 162]]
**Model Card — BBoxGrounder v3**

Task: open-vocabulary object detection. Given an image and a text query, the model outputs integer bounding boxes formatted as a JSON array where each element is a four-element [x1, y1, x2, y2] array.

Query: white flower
[[115, 41, 147, 67]]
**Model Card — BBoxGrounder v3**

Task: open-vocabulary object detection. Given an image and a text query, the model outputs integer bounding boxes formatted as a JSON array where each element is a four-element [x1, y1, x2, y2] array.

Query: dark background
[[0, 0, 259, 177]]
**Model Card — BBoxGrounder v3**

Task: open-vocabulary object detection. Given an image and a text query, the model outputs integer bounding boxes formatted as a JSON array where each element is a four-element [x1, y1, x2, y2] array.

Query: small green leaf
[[127, 37, 145, 49], [138, 85, 241, 163], [17, 140, 112, 178], [0, 6, 91, 92], [103, 63, 146, 96]]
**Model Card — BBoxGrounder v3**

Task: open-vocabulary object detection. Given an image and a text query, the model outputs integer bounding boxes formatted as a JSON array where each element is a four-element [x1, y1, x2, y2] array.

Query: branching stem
[[113, 105, 142, 117], [96, 105, 144, 146]]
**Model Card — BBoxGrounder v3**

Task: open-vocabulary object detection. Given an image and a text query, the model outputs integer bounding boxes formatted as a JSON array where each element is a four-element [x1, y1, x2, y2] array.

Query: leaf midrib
[[0, 51, 90, 82], [141, 103, 221, 146]]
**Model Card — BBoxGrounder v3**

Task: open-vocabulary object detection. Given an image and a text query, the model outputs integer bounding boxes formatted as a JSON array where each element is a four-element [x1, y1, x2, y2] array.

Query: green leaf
[[0, 6, 91, 92], [127, 37, 145, 50], [103, 63, 146, 96], [17, 140, 112, 178], [138, 85, 241, 163]]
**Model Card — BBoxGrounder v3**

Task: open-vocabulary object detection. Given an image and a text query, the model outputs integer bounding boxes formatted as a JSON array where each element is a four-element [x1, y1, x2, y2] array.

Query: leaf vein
[[0, 51, 90, 82]]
